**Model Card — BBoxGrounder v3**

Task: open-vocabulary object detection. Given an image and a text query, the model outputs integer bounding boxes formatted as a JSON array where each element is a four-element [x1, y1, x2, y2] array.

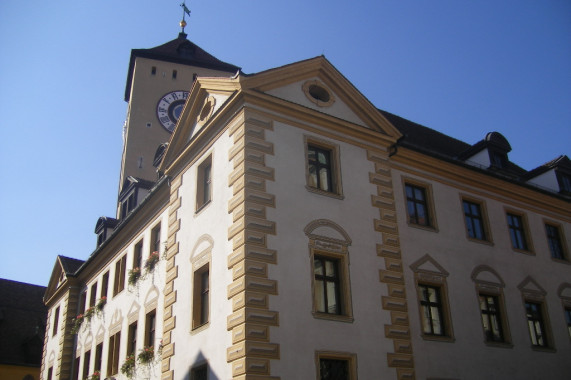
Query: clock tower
[[118, 28, 239, 199]]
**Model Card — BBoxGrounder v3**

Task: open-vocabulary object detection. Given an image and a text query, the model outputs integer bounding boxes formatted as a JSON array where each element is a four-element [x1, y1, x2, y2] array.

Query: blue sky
[[0, 1, 569, 287]]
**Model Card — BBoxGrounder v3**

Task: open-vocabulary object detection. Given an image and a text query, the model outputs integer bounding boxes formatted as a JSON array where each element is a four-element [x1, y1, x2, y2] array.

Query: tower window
[[151, 66, 156, 75], [172, 70, 177, 79]]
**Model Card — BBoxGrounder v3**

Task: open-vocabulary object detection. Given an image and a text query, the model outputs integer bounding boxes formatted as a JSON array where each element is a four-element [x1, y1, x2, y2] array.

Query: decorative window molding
[[557, 283, 571, 339], [305, 220, 353, 323], [315, 351, 357, 380], [303, 80, 335, 107], [198, 96, 216, 125], [471, 265, 511, 346], [304, 136, 343, 199], [461, 195, 492, 244], [410, 254, 454, 342], [518, 276, 555, 351], [402, 177, 438, 231]]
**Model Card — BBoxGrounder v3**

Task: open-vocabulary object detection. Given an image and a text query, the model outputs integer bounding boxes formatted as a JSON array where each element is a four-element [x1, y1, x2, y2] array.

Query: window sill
[[550, 257, 570, 265], [305, 186, 344, 200], [407, 222, 438, 233], [484, 341, 513, 349], [191, 322, 210, 334], [466, 236, 494, 246], [420, 334, 455, 343], [312, 312, 353, 323], [195, 200, 212, 215], [511, 248, 535, 256], [531, 345, 556, 353]]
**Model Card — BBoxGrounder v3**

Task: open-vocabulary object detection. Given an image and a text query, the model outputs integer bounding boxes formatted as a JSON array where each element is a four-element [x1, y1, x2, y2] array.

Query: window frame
[[113, 255, 127, 296], [100, 271, 109, 299], [107, 331, 121, 376], [410, 256, 454, 342], [506, 210, 533, 253], [127, 321, 138, 356], [151, 224, 162, 255], [524, 301, 551, 349], [461, 196, 492, 243], [190, 363, 208, 380], [192, 264, 210, 330], [196, 155, 213, 212], [304, 136, 343, 199], [134, 240, 144, 270], [145, 309, 156, 348], [402, 180, 437, 230], [94, 342, 103, 373], [315, 351, 357, 380], [82, 349, 91, 380], [309, 249, 353, 323], [544, 221, 568, 262], [89, 282, 98, 308], [52, 306, 60, 337]]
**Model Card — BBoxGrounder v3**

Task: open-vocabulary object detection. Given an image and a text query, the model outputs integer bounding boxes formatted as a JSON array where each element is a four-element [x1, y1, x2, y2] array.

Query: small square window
[[404, 183, 434, 227], [305, 138, 343, 198], [506, 212, 532, 252], [545, 223, 567, 261]]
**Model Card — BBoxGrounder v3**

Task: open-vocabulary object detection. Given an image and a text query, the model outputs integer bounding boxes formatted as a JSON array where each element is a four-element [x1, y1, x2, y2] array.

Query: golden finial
[[180, 2, 191, 34]]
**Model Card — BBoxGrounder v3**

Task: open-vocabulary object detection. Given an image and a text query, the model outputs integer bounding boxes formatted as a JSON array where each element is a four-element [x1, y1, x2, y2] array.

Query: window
[[463, 199, 488, 241], [305, 138, 342, 197], [47, 367, 53, 380], [89, 282, 97, 308], [121, 191, 137, 219], [113, 255, 127, 296], [145, 310, 156, 348], [82, 350, 91, 380], [507, 212, 530, 251], [316, 352, 357, 380], [151, 225, 161, 254], [151, 66, 156, 75], [79, 291, 87, 315], [196, 156, 212, 211], [107, 331, 121, 376], [557, 172, 571, 193], [127, 321, 137, 356], [190, 364, 208, 380], [310, 251, 352, 322], [479, 294, 505, 343], [418, 284, 446, 336], [545, 223, 566, 260], [101, 271, 109, 299], [52, 306, 60, 336], [192, 265, 210, 329], [314, 256, 342, 315], [565, 308, 571, 338], [525, 301, 549, 348], [73, 356, 80, 380], [172, 69, 177, 79], [405, 183, 432, 227], [94, 343, 103, 373], [134, 240, 143, 269]]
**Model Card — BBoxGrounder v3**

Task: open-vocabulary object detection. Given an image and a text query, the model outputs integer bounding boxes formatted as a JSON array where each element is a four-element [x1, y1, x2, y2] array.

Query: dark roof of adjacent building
[[0, 279, 47, 367], [124, 33, 241, 101]]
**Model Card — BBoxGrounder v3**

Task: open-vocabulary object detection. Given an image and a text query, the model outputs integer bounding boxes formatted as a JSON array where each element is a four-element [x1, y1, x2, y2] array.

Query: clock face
[[156, 90, 190, 132]]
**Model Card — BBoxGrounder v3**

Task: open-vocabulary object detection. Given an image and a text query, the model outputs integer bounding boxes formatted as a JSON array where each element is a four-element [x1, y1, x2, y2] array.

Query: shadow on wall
[[182, 351, 220, 380]]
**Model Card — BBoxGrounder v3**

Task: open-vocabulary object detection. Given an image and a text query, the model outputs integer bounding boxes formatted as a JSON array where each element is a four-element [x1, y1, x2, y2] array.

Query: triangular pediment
[[44, 255, 84, 304], [159, 56, 403, 175], [410, 254, 449, 276], [518, 276, 546, 296]]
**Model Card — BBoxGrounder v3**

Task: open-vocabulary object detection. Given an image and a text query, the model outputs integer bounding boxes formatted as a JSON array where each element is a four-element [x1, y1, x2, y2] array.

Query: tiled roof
[[58, 256, 84, 275], [0, 279, 47, 367], [525, 155, 571, 179], [124, 33, 240, 101]]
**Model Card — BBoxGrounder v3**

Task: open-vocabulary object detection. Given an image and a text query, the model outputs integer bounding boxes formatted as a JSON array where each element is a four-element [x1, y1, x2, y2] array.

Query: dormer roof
[[525, 155, 571, 179], [94, 217, 119, 234], [44, 255, 85, 304], [124, 34, 240, 101], [119, 176, 155, 198]]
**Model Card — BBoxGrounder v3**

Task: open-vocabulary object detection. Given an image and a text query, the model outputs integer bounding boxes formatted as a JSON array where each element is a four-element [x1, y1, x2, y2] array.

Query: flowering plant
[[96, 296, 107, 311], [128, 267, 141, 285], [120, 354, 136, 378], [138, 346, 155, 364], [87, 371, 100, 380], [71, 314, 84, 334], [85, 307, 96, 321], [144, 251, 160, 272]]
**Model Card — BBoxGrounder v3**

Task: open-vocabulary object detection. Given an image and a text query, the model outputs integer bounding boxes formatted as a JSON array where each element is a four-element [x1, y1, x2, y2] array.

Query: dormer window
[[557, 172, 571, 193], [490, 150, 507, 169], [95, 217, 118, 248], [118, 177, 154, 220], [121, 191, 137, 218]]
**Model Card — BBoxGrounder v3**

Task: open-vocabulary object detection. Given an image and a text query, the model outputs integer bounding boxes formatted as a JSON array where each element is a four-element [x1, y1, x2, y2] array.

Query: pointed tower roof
[[124, 33, 241, 101]]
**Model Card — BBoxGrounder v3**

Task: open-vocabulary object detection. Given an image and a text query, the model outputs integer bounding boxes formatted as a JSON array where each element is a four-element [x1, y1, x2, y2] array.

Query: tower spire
[[179, 1, 191, 37]]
